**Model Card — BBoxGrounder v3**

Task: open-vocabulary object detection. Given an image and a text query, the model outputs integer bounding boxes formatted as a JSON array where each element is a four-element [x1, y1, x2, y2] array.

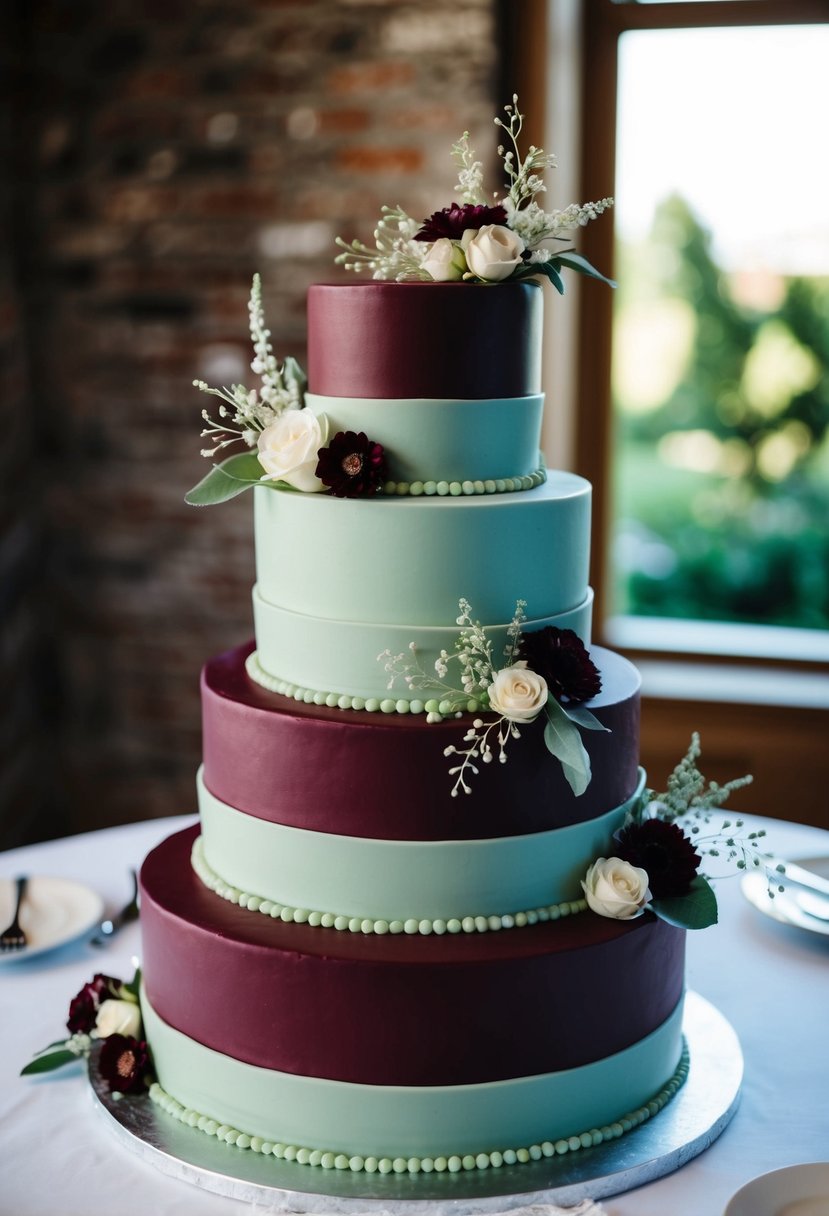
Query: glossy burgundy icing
[[140, 826, 685, 1088], [307, 282, 543, 399], [201, 641, 641, 840]]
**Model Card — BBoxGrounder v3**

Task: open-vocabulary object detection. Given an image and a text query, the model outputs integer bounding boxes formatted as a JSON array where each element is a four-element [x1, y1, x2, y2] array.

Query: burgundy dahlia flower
[[66, 973, 120, 1035], [98, 1034, 153, 1095], [316, 430, 387, 498], [518, 627, 602, 704], [615, 818, 701, 899], [414, 202, 509, 243]]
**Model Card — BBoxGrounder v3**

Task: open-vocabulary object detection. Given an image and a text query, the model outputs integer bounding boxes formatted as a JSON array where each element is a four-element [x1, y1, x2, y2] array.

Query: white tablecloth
[[1, 813, 828, 1216]]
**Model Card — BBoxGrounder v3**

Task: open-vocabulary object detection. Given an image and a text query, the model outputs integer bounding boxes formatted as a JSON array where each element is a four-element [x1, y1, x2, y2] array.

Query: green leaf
[[121, 966, 142, 1001], [556, 251, 617, 289], [184, 451, 264, 506], [543, 698, 591, 796], [527, 261, 566, 295], [282, 355, 307, 399], [21, 1048, 79, 1076], [560, 703, 610, 733], [649, 876, 718, 931]]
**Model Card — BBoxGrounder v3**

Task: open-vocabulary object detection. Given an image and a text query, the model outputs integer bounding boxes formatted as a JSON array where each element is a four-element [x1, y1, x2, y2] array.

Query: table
[[1, 813, 828, 1216]]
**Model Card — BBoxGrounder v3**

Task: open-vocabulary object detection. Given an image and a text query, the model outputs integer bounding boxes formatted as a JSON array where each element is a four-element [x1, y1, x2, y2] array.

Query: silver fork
[[0, 876, 29, 951]]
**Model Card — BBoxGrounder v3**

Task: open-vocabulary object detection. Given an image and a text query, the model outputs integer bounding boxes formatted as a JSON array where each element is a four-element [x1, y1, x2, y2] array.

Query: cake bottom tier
[[142, 988, 688, 1170], [140, 826, 688, 1168]]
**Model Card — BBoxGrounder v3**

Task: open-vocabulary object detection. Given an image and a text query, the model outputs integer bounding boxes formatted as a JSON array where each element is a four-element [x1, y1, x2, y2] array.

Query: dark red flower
[[615, 818, 701, 898], [316, 430, 387, 498], [98, 1034, 153, 1095], [67, 974, 120, 1034], [414, 202, 509, 243], [518, 627, 602, 704]]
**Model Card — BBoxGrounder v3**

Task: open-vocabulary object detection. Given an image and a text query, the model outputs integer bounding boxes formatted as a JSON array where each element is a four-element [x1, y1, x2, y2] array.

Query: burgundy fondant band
[[307, 282, 543, 399], [140, 826, 685, 1088], [201, 642, 641, 841]]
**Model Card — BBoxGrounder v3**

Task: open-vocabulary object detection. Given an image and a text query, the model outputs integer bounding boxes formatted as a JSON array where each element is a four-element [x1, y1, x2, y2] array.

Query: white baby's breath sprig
[[444, 716, 521, 797], [494, 96, 558, 212], [451, 132, 487, 205], [195, 274, 307, 459], [334, 206, 430, 281]]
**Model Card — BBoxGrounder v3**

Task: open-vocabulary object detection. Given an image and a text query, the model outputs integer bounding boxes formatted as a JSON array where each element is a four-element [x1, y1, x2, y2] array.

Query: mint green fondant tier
[[250, 589, 593, 705], [195, 766, 645, 926], [142, 987, 686, 1165], [254, 471, 591, 628], [304, 392, 544, 485]]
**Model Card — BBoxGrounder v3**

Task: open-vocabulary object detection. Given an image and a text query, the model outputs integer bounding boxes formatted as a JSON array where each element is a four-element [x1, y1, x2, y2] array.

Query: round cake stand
[[89, 991, 741, 1213]]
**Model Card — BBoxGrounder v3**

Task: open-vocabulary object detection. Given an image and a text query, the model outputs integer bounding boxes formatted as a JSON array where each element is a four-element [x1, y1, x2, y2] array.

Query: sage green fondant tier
[[250, 589, 593, 705], [195, 766, 645, 924], [254, 472, 591, 628], [304, 392, 544, 484], [142, 987, 685, 1163]]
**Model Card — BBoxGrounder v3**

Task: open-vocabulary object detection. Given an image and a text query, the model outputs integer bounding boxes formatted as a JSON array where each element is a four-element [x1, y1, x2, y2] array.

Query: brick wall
[[2, 0, 504, 846]]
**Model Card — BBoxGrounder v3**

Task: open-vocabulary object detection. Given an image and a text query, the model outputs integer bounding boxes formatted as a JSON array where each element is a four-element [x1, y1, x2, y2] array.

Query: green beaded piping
[[380, 467, 546, 498], [148, 1042, 689, 1174], [245, 650, 479, 718], [192, 835, 587, 937]]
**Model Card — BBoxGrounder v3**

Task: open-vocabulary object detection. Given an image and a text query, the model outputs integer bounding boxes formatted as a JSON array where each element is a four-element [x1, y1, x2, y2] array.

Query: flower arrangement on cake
[[21, 967, 154, 1095], [335, 96, 614, 290]]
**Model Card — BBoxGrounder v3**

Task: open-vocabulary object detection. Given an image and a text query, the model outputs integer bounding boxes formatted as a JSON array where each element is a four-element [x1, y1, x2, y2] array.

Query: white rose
[[257, 410, 329, 492], [488, 662, 548, 722], [462, 224, 525, 282], [581, 858, 651, 921], [421, 237, 466, 282], [95, 998, 142, 1039]]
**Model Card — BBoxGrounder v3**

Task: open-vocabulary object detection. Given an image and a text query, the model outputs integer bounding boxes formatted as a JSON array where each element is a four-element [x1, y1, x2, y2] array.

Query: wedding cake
[[136, 104, 728, 1176]]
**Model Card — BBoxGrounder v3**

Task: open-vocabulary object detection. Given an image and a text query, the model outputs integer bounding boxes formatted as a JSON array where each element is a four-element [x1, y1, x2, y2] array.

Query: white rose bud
[[95, 998, 142, 1039], [581, 858, 652, 921], [462, 224, 525, 282], [257, 410, 329, 492], [421, 237, 467, 282], [488, 662, 548, 722]]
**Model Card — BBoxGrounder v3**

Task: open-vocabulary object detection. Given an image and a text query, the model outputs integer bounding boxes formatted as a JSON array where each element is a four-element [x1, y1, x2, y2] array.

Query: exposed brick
[[1, 0, 502, 847]]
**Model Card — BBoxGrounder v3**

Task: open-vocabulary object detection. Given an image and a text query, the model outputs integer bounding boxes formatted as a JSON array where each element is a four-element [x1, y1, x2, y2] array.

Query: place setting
[[0, 869, 139, 963], [741, 855, 829, 939]]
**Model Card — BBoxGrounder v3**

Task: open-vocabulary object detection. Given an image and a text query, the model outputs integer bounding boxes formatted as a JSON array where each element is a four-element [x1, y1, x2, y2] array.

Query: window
[[535, 0, 829, 824]]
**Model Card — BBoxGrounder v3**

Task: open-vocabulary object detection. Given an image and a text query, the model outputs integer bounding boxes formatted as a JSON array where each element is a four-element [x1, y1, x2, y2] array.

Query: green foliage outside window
[[612, 196, 829, 630]]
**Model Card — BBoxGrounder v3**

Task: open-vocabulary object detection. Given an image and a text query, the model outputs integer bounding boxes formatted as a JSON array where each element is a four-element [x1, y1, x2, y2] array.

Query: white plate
[[0, 876, 104, 962], [725, 1163, 829, 1216], [742, 857, 829, 939]]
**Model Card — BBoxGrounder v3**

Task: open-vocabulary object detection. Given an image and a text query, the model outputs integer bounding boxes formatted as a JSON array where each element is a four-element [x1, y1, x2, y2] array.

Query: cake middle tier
[[252, 472, 592, 702]]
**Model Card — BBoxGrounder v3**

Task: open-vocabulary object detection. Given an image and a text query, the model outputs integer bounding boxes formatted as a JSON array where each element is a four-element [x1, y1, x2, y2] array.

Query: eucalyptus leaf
[[184, 451, 264, 506], [21, 1048, 79, 1076], [529, 261, 566, 295], [556, 252, 617, 289], [122, 966, 142, 1001], [282, 356, 308, 399], [560, 703, 609, 733], [649, 876, 718, 931], [543, 698, 591, 796]]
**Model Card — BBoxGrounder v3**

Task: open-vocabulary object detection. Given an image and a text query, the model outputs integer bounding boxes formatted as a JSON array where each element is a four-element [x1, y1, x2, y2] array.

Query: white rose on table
[[95, 998, 142, 1039], [488, 661, 548, 722], [421, 237, 467, 282], [462, 224, 525, 282], [581, 858, 651, 921], [257, 409, 329, 492]]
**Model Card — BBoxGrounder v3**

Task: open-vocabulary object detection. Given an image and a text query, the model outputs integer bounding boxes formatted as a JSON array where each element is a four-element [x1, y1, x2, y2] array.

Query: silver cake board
[[89, 991, 741, 1213]]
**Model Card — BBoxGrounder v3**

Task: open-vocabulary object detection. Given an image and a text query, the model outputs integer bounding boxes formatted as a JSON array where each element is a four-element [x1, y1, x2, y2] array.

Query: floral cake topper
[[380, 599, 608, 797], [335, 96, 614, 291]]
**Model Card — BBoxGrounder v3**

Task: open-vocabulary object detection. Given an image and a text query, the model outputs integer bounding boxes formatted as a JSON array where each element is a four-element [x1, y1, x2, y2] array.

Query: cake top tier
[[307, 281, 543, 400]]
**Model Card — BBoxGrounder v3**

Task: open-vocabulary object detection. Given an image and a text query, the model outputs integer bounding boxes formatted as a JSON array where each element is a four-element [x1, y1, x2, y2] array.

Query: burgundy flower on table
[[414, 202, 509, 243], [98, 1034, 153, 1095], [316, 430, 387, 498], [518, 627, 602, 704], [614, 818, 701, 899], [66, 974, 120, 1035]]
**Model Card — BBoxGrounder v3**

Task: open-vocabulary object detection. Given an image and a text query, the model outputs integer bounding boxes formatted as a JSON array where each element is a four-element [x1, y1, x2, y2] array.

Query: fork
[[89, 869, 139, 948], [0, 875, 29, 951]]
